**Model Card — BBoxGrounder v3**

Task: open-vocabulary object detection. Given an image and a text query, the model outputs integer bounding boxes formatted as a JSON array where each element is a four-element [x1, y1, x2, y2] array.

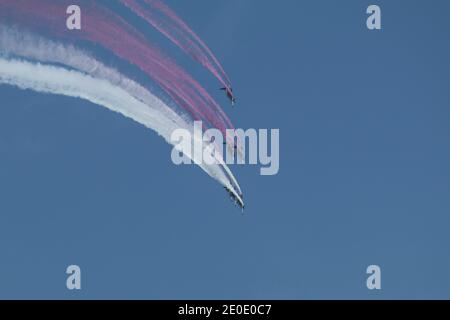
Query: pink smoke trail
[[120, 0, 232, 89], [0, 0, 233, 135]]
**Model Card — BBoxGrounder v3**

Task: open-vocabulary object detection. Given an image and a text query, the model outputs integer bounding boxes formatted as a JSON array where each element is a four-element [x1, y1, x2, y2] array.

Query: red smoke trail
[[120, 0, 232, 89], [0, 0, 234, 134]]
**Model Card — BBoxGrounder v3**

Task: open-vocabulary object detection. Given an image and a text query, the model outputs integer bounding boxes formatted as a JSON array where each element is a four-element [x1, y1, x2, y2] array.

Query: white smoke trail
[[0, 25, 243, 205], [0, 55, 243, 205], [0, 25, 185, 125]]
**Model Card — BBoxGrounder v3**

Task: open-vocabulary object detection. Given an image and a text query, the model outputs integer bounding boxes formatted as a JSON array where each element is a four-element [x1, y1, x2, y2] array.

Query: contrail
[[0, 55, 243, 205], [0, 0, 234, 135], [120, 0, 232, 88], [0, 0, 245, 208]]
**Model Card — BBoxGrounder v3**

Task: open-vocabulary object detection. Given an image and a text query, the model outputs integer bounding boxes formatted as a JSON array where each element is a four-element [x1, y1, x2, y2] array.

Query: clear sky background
[[1, 0, 450, 299]]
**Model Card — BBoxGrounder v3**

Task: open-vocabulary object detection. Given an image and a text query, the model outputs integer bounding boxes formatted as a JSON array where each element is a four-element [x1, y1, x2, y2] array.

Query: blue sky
[[1, 0, 450, 299]]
